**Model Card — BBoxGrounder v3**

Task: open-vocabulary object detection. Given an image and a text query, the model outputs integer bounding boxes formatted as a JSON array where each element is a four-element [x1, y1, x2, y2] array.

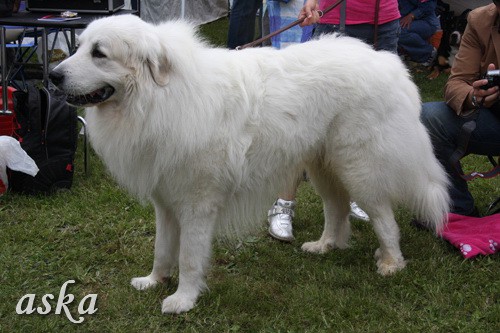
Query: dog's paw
[[131, 275, 161, 290], [374, 248, 406, 276], [301, 240, 334, 254], [161, 293, 196, 314]]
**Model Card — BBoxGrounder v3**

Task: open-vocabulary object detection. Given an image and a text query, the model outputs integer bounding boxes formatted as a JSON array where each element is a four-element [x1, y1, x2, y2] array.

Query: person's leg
[[227, 0, 262, 49], [342, 24, 373, 45], [372, 19, 400, 53], [421, 102, 500, 215], [313, 23, 377, 44], [349, 202, 370, 221], [314, 20, 400, 54], [398, 20, 435, 63], [312, 23, 339, 39], [268, 176, 301, 242]]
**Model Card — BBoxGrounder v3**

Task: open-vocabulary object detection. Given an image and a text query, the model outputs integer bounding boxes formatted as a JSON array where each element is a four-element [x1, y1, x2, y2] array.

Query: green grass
[[1, 17, 499, 332]]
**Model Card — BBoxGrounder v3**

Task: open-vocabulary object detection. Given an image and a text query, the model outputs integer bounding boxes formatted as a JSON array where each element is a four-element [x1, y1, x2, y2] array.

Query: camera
[[480, 69, 500, 89]]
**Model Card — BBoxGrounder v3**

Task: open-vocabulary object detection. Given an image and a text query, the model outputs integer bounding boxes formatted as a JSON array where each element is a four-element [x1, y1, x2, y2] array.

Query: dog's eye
[[92, 48, 106, 59]]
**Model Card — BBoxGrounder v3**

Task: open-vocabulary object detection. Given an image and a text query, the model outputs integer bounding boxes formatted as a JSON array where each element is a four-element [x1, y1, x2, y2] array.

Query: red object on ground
[[0, 86, 18, 136]]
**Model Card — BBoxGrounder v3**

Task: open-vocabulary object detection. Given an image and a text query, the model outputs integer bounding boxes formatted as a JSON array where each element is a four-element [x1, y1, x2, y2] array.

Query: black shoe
[[486, 197, 500, 215], [466, 206, 481, 218], [410, 218, 431, 231]]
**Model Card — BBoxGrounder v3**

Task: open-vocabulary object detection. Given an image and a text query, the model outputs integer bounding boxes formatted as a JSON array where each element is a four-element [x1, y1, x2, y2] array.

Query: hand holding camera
[[470, 63, 500, 109], [480, 69, 500, 90]]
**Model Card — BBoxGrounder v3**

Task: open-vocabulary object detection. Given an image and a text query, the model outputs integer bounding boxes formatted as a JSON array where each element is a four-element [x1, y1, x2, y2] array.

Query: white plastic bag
[[0, 136, 39, 195]]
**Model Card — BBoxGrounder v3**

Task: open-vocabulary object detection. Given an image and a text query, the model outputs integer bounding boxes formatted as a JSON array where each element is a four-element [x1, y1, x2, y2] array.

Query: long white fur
[[52, 15, 450, 314]]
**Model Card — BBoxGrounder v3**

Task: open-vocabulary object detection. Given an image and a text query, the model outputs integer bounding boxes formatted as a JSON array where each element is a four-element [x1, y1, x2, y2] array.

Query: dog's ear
[[147, 55, 170, 86]]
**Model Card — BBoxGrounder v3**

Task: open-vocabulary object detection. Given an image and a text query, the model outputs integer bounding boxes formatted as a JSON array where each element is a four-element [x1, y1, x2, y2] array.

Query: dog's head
[[439, 9, 455, 35], [50, 15, 170, 107], [449, 9, 471, 47]]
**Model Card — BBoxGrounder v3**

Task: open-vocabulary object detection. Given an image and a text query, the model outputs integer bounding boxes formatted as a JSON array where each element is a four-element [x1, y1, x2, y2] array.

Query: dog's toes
[[131, 275, 161, 290], [376, 260, 406, 276], [161, 294, 196, 314], [301, 240, 334, 254], [374, 249, 406, 276]]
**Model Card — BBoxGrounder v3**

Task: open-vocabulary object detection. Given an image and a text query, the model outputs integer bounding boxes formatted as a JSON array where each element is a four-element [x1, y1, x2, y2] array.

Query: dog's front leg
[[161, 211, 217, 314], [131, 202, 179, 290]]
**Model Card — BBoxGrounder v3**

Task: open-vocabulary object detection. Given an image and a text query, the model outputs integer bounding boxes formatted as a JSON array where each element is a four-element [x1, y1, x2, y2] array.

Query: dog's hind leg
[[302, 168, 351, 254], [161, 206, 218, 314], [131, 201, 180, 290], [364, 203, 406, 275]]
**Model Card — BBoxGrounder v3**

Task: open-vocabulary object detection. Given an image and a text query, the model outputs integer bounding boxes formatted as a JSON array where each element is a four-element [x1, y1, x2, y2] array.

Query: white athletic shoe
[[268, 198, 295, 242], [350, 202, 370, 221]]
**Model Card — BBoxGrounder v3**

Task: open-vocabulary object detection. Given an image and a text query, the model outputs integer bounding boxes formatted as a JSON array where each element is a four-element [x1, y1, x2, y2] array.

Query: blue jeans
[[421, 102, 500, 215], [227, 0, 262, 49], [313, 19, 400, 53], [399, 20, 436, 63]]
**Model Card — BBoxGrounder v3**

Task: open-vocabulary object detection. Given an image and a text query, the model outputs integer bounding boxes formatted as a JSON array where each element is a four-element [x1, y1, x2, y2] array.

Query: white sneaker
[[350, 202, 369, 221], [268, 198, 295, 242], [422, 47, 437, 67]]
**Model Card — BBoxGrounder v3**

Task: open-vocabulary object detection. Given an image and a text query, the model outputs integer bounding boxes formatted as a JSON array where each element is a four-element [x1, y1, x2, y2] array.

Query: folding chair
[[4, 26, 38, 90]]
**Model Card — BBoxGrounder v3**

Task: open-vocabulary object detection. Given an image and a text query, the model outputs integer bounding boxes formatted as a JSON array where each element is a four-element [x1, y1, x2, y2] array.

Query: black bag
[[9, 82, 78, 194], [0, 0, 15, 17]]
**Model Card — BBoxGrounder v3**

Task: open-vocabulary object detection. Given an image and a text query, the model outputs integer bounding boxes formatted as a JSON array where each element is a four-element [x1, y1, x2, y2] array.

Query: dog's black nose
[[49, 70, 64, 87]]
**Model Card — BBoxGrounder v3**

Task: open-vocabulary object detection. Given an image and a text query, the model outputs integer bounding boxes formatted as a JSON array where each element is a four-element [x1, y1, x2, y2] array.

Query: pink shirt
[[319, 0, 400, 25]]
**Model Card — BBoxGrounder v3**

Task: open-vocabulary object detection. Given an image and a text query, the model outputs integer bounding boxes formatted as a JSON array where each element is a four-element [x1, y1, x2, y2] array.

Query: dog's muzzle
[[449, 31, 461, 47], [49, 70, 115, 106], [66, 86, 115, 106]]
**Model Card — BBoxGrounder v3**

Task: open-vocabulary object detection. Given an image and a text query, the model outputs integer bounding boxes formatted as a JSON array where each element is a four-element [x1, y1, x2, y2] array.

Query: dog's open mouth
[[66, 85, 115, 106]]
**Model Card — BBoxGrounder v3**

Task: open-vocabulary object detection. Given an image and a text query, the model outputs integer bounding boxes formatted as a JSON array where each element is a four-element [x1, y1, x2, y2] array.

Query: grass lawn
[[1, 16, 499, 333]]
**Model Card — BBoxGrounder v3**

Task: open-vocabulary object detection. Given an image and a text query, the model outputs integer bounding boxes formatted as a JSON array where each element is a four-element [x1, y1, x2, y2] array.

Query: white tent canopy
[[128, 0, 228, 26]]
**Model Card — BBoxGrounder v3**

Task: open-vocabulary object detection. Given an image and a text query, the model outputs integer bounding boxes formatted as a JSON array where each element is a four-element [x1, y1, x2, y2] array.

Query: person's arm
[[410, 0, 436, 20], [444, 12, 499, 114], [400, 0, 436, 28]]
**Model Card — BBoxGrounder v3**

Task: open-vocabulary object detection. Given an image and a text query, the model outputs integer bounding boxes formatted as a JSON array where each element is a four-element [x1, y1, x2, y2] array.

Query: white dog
[[50, 15, 450, 314]]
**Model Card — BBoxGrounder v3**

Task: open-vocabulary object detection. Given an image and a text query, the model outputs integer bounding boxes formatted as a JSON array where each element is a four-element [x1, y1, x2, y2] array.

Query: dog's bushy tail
[[408, 162, 450, 233]]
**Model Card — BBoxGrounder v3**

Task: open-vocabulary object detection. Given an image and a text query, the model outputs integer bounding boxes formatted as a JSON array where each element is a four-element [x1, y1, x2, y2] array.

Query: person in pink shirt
[[299, 0, 401, 52], [267, 0, 400, 242]]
